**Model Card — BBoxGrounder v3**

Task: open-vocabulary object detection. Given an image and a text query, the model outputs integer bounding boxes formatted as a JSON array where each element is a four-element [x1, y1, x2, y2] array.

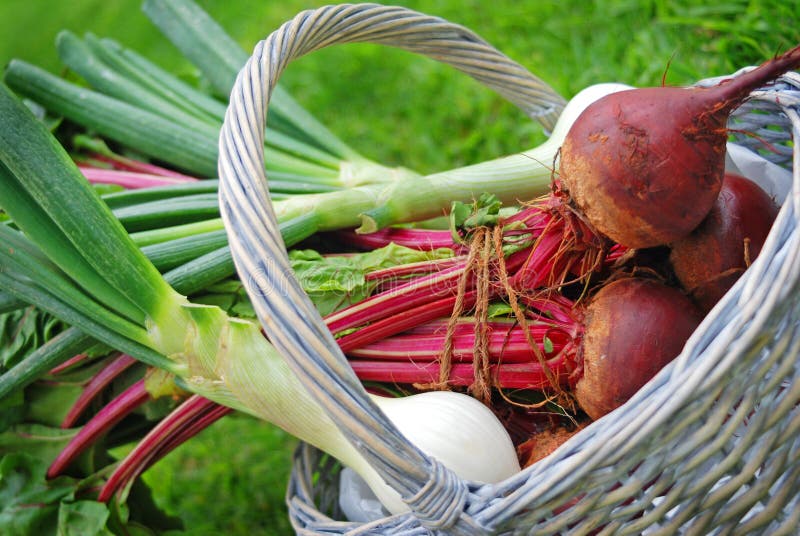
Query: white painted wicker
[[217, 4, 800, 534]]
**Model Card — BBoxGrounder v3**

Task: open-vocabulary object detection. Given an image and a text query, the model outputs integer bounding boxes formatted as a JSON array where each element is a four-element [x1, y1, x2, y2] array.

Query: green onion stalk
[[3, 0, 417, 194], [0, 0, 612, 277], [108, 81, 628, 275], [0, 82, 521, 517]]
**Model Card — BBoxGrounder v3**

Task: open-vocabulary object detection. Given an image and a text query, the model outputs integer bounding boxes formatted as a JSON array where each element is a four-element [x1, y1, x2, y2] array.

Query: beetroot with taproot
[[669, 173, 778, 312], [559, 44, 800, 249]]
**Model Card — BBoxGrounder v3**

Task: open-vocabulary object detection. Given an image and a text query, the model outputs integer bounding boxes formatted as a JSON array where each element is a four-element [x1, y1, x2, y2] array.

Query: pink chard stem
[[61, 354, 139, 429], [349, 355, 571, 390], [79, 166, 197, 189], [98, 395, 231, 503], [348, 318, 572, 364], [337, 227, 466, 252], [87, 153, 197, 180], [48, 352, 90, 375], [48, 379, 149, 478]]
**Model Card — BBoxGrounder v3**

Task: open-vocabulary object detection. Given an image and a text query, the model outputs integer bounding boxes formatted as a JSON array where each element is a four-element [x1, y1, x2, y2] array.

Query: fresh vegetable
[[0, 82, 522, 516], [669, 173, 779, 312], [573, 277, 703, 420], [517, 424, 584, 468], [559, 45, 800, 249], [323, 198, 618, 356], [343, 273, 703, 422]]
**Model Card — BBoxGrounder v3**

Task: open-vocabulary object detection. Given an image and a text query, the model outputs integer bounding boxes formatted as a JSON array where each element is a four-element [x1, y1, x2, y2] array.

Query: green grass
[[1, 0, 798, 534], [140, 414, 296, 535]]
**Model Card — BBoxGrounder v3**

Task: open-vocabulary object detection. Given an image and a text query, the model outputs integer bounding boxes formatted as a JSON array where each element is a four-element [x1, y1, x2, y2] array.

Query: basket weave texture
[[216, 4, 800, 534]]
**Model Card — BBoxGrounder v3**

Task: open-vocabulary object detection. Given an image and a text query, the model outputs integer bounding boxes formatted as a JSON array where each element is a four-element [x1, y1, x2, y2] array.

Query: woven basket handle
[[217, 4, 563, 531]]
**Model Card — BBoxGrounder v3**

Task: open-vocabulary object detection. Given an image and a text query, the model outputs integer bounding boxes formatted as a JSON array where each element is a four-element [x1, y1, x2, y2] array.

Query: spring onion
[[0, 81, 520, 515]]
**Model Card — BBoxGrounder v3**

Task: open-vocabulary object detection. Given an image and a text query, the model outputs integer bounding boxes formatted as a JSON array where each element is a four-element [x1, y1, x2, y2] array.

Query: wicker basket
[[216, 4, 800, 534]]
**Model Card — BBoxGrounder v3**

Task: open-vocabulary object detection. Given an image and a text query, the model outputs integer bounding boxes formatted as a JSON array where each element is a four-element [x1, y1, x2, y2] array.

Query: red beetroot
[[517, 424, 585, 468], [669, 173, 778, 312], [574, 278, 703, 420], [559, 45, 800, 249]]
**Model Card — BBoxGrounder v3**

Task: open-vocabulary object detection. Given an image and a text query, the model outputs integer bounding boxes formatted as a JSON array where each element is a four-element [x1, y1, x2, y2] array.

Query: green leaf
[[57, 501, 113, 536], [487, 302, 514, 318], [0, 452, 181, 535], [0, 424, 77, 466], [289, 243, 453, 315], [448, 193, 504, 243], [191, 280, 256, 320], [112, 479, 185, 535], [24, 381, 86, 428], [0, 391, 25, 434], [448, 200, 473, 243], [0, 453, 77, 535], [0, 306, 65, 370]]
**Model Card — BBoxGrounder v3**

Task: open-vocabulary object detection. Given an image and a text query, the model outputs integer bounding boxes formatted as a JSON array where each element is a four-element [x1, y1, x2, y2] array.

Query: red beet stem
[[337, 227, 465, 252], [348, 319, 571, 363], [349, 355, 570, 390], [61, 354, 139, 429], [98, 395, 230, 502], [79, 166, 196, 189], [48, 353, 90, 376], [325, 262, 469, 335], [338, 203, 555, 253], [326, 229, 561, 340], [509, 219, 572, 290], [48, 379, 149, 478], [89, 153, 197, 180], [708, 45, 800, 109], [335, 290, 479, 352], [327, 200, 611, 341], [520, 293, 580, 326], [364, 256, 465, 283]]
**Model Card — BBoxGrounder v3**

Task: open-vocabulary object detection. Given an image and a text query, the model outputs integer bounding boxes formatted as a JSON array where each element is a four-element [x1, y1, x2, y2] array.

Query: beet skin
[[575, 278, 703, 420], [669, 173, 778, 313], [559, 44, 800, 249]]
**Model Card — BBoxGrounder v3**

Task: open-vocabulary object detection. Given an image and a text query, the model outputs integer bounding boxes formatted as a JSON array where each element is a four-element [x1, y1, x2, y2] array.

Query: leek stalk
[[141, 0, 361, 161], [0, 82, 519, 516]]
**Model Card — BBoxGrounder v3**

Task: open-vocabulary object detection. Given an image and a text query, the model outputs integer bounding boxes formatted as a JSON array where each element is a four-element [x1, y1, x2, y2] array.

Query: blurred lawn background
[[0, 1, 797, 534]]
